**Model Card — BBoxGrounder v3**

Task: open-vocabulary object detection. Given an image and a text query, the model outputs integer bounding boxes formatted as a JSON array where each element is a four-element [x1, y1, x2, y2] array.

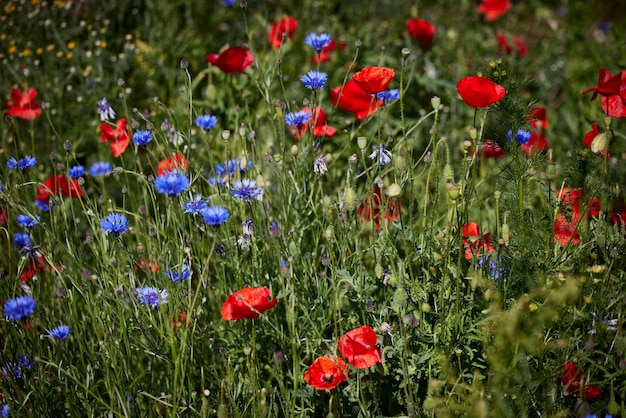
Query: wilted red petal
[[457, 76, 506, 108], [478, 0, 511, 21], [330, 80, 381, 121], [351, 66, 395, 95], [338, 325, 381, 369], [406, 18, 435, 45], [220, 286, 278, 320], [206, 46, 255, 74], [303, 355, 348, 390]]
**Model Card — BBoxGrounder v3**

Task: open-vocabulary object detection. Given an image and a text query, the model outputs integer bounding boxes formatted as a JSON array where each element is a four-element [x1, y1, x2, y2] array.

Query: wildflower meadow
[[2, 0, 626, 416]]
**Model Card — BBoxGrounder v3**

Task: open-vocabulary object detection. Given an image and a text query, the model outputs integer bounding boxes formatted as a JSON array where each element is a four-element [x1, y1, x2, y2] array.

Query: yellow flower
[[584, 295, 592, 304], [528, 302, 539, 312], [8, 45, 17, 54], [67, 41, 76, 50]]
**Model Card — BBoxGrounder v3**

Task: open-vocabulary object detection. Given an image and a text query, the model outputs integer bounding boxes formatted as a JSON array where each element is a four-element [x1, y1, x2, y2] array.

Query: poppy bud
[[393, 287, 407, 307], [447, 183, 460, 200], [469, 127, 477, 141], [443, 164, 454, 182], [375, 263, 383, 279], [344, 187, 356, 210], [221, 130, 231, 141], [502, 222, 510, 246], [386, 183, 401, 197], [291, 145, 298, 156]]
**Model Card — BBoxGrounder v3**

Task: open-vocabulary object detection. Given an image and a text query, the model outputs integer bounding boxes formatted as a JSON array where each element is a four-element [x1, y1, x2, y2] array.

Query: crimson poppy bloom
[[496, 33, 527, 57], [36, 174, 83, 202], [100, 119, 131, 157], [457, 76, 506, 108], [358, 186, 400, 229], [610, 199, 626, 227], [462, 222, 496, 260], [311, 39, 346, 64], [527, 106, 548, 129], [157, 152, 188, 175], [351, 66, 395, 95], [173, 311, 193, 329], [521, 132, 548, 156], [337, 325, 381, 369], [292, 107, 336, 139], [406, 18, 435, 45], [221, 286, 278, 320], [206, 46, 255, 74], [558, 362, 601, 400], [476, 140, 505, 158], [478, 0, 511, 21], [5, 87, 42, 120], [303, 354, 348, 390], [582, 68, 624, 102], [19, 255, 50, 282], [601, 94, 626, 118], [554, 216, 580, 247], [330, 81, 381, 121], [583, 122, 610, 157], [268, 16, 297, 49]]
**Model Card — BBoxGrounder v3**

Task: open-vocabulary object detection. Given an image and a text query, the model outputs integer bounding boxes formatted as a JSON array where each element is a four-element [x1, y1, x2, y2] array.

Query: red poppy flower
[[157, 152, 188, 175], [330, 81, 381, 121], [220, 286, 278, 320], [554, 215, 580, 247], [521, 132, 548, 156], [496, 33, 512, 54], [476, 140, 505, 158], [206, 46, 255, 74], [601, 94, 626, 118], [558, 362, 601, 400], [337, 325, 381, 369], [292, 107, 336, 139], [478, 0, 511, 21], [173, 311, 193, 329], [496, 33, 527, 57], [268, 16, 297, 49], [135, 259, 159, 273], [351, 66, 395, 95], [100, 118, 131, 157], [19, 255, 50, 282], [527, 106, 548, 129], [358, 186, 401, 229], [513, 37, 528, 58], [406, 18, 435, 45], [36, 174, 83, 201], [5, 87, 42, 120], [303, 354, 348, 390], [610, 199, 626, 227], [456, 76, 506, 108], [462, 222, 496, 260], [311, 39, 346, 64], [583, 122, 610, 157], [582, 68, 623, 102]]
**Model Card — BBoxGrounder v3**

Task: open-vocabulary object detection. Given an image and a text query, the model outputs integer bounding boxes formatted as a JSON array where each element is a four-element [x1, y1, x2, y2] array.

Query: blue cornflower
[[194, 114, 218, 131], [0, 182, 3, 191], [68, 165, 85, 179], [3, 295, 36, 320], [506, 129, 532, 145], [0, 404, 8, 418], [182, 194, 210, 215], [132, 130, 153, 147], [285, 110, 311, 129], [17, 214, 40, 229], [375, 89, 400, 103], [34, 198, 53, 212], [369, 143, 392, 165], [101, 213, 129, 236], [201, 205, 230, 226], [166, 264, 192, 283], [135, 286, 168, 307], [301, 70, 328, 90], [222, 0, 236, 5], [97, 98, 116, 121], [89, 161, 112, 177], [305, 32, 332, 52], [231, 179, 263, 202], [154, 171, 190, 197], [7, 156, 37, 171], [14, 232, 32, 248], [49, 324, 71, 342]]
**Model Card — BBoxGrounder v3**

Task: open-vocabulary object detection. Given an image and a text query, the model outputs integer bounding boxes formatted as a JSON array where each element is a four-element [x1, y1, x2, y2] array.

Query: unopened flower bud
[[443, 164, 454, 182], [469, 127, 477, 141], [401, 48, 410, 56], [221, 130, 231, 141], [344, 187, 356, 210], [421, 302, 431, 313], [375, 263, 383, 279], [394, 155, 406, 171], [393, 287, 407, 307], [604, 116, 612, 129], [494, 190, 501, 200], [502, 222, 510, 246], [291, 144, 298, 156]]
